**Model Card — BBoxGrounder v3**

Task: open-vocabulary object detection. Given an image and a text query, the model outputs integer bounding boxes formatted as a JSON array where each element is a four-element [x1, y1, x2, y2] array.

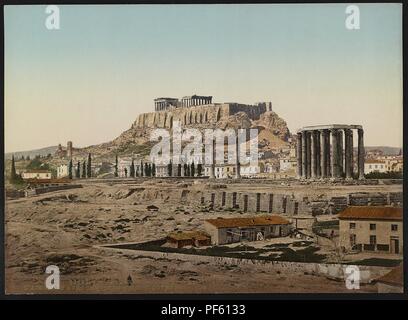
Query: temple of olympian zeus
[[296, 125, 365, 180]]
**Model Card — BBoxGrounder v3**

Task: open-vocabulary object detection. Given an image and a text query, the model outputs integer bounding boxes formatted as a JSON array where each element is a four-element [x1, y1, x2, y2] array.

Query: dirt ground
[[5, 180, 390, 294]]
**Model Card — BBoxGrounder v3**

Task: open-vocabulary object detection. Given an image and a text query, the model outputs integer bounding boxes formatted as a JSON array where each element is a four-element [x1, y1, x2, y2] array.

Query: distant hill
[[5, 146, 58, 160], [360, 146, 402, 155]]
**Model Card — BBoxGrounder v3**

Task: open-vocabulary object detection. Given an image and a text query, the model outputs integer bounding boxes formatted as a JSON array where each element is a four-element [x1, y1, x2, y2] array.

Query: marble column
[[297, 132, 302, 179], [316, 131, 321, 178], [358, 129, 365, 179], [306, 131, 312, 178], [344, 129, 353, 179], [331, 129, 339, 178], [326, 131, 331, 177], [339, 130, 344, 177], [311, 131, 317, 179], [320, 130, 327, 178], [301, 131, 307, 179]]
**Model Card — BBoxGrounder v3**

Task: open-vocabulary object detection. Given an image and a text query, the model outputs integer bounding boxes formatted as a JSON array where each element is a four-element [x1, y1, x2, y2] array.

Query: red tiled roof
[[376, 264, 403, 286], [23, 169, 51, 173], [205, 215, 290, 229], [338, 206, 402, 221]]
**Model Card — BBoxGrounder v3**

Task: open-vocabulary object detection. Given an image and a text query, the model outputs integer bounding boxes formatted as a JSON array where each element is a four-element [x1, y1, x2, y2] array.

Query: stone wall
[[133, 103, 266, 129], [193, 190, 403, 216]]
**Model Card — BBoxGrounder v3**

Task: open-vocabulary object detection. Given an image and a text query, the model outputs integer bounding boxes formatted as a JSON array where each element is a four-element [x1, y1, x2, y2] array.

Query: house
[[338, 206, 403, 254], [279, 157, 297, 172], [21, 169, 52, 180], [166, 231, 211, 248], [376, 264, 403, 293], [364, 160, 387, 174], [57, 164, 69, 178], [204, 215, 292, 245]]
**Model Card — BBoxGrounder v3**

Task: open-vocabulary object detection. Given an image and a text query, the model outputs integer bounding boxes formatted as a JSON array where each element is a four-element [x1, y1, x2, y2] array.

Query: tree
[[130, 159, 135, 178], [136, 165, 139, 177], [145, 163, 149, 177], [76, 161, 80, 178], [197, 163, 203, 177], [191, 162, 195, 177], [10, 155, 17, 181], [124, 167, 128, 178], [167, 160, 173, 177], [21, 155, 25, 161], [177, 164, 182, 177], [114, 155, 118, 177], [26, 155, 30, 161], [87, 153, 92, 178], [186, 163, 190, 177], [82, 161, 86, 178], [152, 163, 156, 177], [183, 164, 188, 177], [140, 161, 144, 177], [68, 160, 73, 179]]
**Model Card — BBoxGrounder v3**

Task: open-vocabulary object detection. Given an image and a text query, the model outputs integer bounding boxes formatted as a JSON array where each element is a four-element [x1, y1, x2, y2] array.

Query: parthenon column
[[331, 129, 339, 178], [344, 129, 353, 180], [320, 130, 328, 178], [311, 131, 317, 179], [301, 131, 307, 179], [297, 132, 302, 179], [358, 128, 365, 179]]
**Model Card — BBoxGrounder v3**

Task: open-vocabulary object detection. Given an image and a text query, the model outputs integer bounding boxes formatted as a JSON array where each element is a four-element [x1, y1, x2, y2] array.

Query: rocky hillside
[[79, 110, 291, 160]]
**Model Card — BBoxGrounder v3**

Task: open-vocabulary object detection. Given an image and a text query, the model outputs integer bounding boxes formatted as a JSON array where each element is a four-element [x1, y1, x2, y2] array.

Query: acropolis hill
[[81, 95, 291, 159]]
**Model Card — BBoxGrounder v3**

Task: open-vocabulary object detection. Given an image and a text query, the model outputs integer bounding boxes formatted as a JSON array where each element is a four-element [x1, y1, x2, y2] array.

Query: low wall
[[25, 184, 83, 197], [99, 246, 391, 284]]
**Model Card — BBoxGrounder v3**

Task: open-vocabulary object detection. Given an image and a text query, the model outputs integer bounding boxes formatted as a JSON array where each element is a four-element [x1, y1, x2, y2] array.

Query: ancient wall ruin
[[133, 103, 267, 129]]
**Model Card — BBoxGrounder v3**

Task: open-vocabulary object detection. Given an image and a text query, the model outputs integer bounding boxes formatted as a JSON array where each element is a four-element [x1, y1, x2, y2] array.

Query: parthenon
[[154, 95, 212, 111], [296, 125, 365, 180]]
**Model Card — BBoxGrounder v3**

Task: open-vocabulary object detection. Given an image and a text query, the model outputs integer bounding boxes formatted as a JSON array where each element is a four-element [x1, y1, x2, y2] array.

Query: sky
[[4, 4, 403, 153]]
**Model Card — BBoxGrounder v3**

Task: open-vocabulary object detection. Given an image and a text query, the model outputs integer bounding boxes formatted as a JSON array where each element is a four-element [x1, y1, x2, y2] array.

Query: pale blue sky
[[5, 4, 402, 152]]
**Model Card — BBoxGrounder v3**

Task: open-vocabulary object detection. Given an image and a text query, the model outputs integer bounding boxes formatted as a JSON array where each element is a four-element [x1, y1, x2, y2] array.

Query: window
[[369, 235, 376, 245], [370, 224, 376, 231], [350, 234, 356, 247], [349, 223, 356, 229], [391, 224, 398, 231]]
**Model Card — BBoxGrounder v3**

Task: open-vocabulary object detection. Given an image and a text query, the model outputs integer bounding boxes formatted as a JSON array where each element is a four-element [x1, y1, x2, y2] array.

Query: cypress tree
[[68, 160, 73, 179], [10, 155, 17, 181], [152, 163, 156, 177], [167, 160, 173, 177], [183, 164, 188, 177], [124, 167, 128, 178], [76, 161, 80, 178], [114, 155, 118, 177], [191, 162, 195, 177], [197, 163, 203, 177], [82, 161, 86, 178], [145, 163, 149, 177], [140, 161, 144, 177], [177, 164, 182, 177], [130, 159, 135, 178], [87, 153, 92, 178]]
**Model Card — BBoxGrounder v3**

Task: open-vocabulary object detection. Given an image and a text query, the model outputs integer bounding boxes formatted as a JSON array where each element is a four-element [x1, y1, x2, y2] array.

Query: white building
[[240, 164, 260, 177], [365, 160, 387, 174], [279, 157, 297, 172], [21, 169, 52, 180], [57, 164, 69, 178]]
